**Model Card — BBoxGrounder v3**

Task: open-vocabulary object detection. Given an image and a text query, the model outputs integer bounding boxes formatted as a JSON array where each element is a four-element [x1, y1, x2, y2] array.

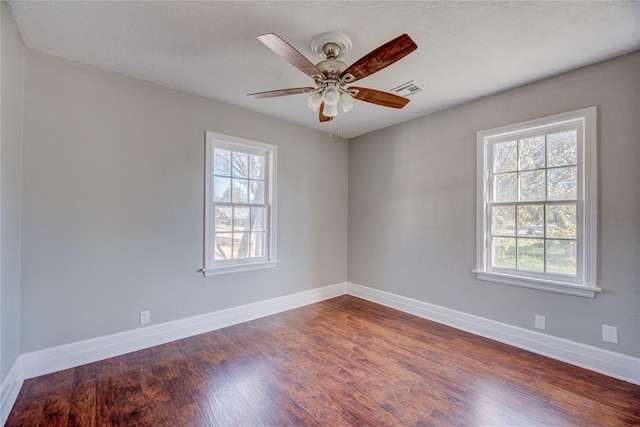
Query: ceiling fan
[[247, 32, 417, 122]]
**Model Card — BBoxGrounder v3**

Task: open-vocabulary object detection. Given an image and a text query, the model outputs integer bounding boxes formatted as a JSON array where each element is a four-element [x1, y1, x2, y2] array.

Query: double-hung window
[[204, 132, 277, 275], [475, 107, 598, 297]]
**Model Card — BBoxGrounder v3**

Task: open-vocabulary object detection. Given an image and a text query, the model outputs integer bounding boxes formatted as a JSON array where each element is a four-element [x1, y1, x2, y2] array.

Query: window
[[204, 132, 277, 275], [475, 107, 598, 297]]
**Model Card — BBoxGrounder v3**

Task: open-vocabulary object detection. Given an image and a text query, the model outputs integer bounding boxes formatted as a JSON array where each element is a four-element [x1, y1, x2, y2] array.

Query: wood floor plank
[[67, 381, 96, 427], [6, 295, 640, 426], [5, 390, 44, 427]]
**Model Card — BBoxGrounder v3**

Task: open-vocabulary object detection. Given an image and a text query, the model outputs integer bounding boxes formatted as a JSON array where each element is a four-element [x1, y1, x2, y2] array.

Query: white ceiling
[[8, 1, 640, 139]]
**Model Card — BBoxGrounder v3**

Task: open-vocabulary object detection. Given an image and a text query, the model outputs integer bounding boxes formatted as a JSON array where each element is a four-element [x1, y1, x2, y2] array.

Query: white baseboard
[[19, 282, 347, 380], [347, 282, 640, 385], [1, 357, 23, 426]]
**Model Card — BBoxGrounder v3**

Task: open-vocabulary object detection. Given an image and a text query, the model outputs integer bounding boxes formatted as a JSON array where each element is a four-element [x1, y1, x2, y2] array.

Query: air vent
[[390, 80, 423, 97]]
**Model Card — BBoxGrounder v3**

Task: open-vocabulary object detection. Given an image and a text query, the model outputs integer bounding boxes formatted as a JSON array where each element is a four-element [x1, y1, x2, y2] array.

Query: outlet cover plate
[[139, 311, 150, 325], [534, 315, 546, 330], [602, 325, 618, 344]]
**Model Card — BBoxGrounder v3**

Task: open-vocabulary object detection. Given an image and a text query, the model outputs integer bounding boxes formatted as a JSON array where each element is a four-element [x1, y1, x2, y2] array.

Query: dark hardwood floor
[[6, 296, 640, 426]]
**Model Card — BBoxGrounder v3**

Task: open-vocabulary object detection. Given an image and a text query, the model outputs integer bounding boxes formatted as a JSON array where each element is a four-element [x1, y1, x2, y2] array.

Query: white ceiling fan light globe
[[338, 91, 354, 113], [306, 91, 322, 112], [323, 103, 338, 117], [322, 83, 340, 106]]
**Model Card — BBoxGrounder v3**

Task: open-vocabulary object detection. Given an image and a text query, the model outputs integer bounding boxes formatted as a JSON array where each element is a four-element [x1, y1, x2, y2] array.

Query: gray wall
[[348, 52, 640, 357], [20, 50, 348, 353], [1, 0, 24, 380]]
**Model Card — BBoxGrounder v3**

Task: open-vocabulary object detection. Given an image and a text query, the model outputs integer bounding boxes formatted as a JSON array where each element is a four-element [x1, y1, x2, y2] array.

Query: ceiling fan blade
[[350, 87, 410, 109], [340, 34, 417, 83], [258, 33, 323, 79], [247, 87, 316, 99], [319, 103, 333, 122]]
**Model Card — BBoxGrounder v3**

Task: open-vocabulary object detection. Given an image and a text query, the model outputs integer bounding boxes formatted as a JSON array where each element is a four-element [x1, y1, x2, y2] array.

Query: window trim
[[203, 132, 278, 276], [474, 107, 599, 297]]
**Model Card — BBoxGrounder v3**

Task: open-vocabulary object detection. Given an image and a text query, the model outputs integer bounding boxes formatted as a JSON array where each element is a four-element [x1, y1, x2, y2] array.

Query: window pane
[[492, 237, 516, 269], [546, 204, 576, 239], [251, 207, 266, 232], [213, 149, 231, 176], [517, 205, 544, 237], [232, 179, 248, 203], [546, 239, 577, 276], [493, 140, 517, 173], [250, 154, 264, 179], [517, 238, 544, 272], [233, 207, 250, 232], [518, 135, 545, 170], [548, 166, 577, 200], [214, 233, 232, 260], [492, 205, 515, 236], [249, 180, 265, 204], [250, 232, 266, 257], [232, 152, 249, 178], [214, 206, 232, 232], [547, 130, 577, 167], [233, 233, 250, 259], [213, 177, 231, 202], [519, 170, 545, 201], [494, 173, 517, 202]]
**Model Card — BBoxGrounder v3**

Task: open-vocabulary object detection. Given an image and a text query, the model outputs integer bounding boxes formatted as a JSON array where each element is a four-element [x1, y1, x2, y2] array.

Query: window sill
[[203, 260, 278, 276], [472, 270, 601, 298]]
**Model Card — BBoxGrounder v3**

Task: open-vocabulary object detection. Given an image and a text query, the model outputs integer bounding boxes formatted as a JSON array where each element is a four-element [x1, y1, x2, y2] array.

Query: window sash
[[486, 201, 580, 280], [211, 203, 270, 265]]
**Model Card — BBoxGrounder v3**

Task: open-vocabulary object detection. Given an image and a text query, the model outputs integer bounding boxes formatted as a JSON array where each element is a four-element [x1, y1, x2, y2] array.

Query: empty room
[[1, 1, 639, 425]]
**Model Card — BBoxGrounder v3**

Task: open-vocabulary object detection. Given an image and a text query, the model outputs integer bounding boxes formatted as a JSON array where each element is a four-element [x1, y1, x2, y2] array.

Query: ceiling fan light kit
[[323, 103, 338, 118], [321, 82, 341, 105], [248, 32, 417, 122], [305, 91, 322, 112], [338, 91, 355, 113]]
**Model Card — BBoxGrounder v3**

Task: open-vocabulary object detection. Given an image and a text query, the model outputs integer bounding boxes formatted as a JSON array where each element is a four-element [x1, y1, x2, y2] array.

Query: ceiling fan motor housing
[[316, 59, 348, 77]]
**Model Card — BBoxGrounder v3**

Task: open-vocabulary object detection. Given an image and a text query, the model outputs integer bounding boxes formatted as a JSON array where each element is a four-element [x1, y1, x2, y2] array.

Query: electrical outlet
[[139, 311, 150, 325], [602, 325, 618, 344], [534, 315, 546, 330]]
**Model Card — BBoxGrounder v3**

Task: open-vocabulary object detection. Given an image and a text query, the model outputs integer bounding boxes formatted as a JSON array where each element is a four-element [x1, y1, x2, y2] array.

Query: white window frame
[[474, 107, 599, 297], [203, 132, 278, 276]]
